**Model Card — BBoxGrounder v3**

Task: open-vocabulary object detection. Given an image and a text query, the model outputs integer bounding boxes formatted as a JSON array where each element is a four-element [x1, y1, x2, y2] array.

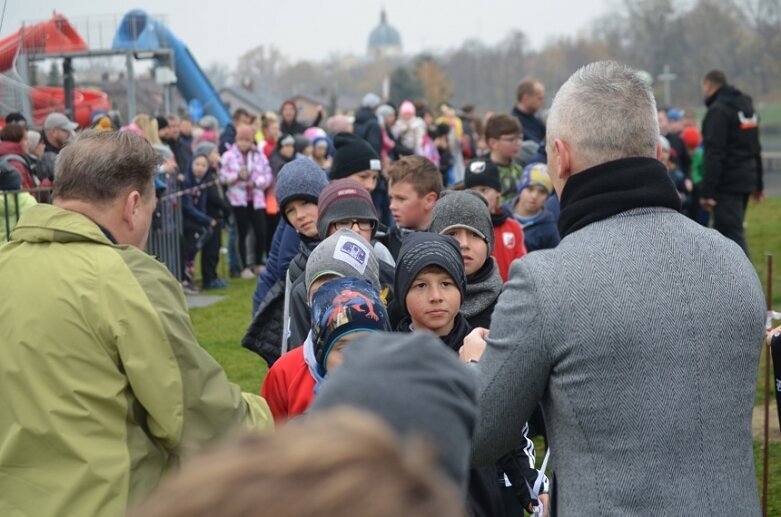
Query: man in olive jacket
[[0, 131, 273, 517], [461, 62, 766, 516]]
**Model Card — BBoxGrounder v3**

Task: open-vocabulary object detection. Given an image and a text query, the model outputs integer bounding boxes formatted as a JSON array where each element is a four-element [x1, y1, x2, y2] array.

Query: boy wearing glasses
[[287, 179, 397, 347], [485, 114, 525, 201]]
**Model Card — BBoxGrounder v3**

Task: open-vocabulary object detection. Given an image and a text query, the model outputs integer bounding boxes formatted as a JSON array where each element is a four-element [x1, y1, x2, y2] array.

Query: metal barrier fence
[[148, 174, 182, 281]]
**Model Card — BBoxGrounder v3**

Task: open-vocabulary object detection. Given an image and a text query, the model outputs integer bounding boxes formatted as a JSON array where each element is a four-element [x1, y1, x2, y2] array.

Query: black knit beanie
[[330, 132, 381, 180], [394, 232, 466, 316]]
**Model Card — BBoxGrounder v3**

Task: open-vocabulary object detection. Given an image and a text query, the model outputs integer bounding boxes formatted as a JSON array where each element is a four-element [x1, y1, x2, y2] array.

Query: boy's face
[[389, 181, 436, 230], [488, 133, 522, 162], [349, 169, 379, 193], [326, 331, 370, 372], [516, 185, 549, 216], [470, 186, 502, 213], [405, 266, 461, 337], [440, 227, 488, 276], [284, 199, 319, 238]]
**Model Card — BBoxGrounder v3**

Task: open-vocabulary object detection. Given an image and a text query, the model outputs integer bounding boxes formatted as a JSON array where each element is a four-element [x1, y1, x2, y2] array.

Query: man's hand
[[751, 190, 764, 203], [459, 327, 488, 363], [700, 197, 717, 211]]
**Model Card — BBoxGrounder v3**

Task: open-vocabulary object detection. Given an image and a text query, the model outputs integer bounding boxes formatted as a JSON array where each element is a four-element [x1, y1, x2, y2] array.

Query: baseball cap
[[44, 112, 78, 131]]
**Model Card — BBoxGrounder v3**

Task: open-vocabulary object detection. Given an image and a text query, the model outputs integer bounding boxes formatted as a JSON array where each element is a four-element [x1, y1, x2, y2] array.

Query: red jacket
[[260, 346, 315, 423], [492, 211, 527, 282], [0, 141, 35, 189]]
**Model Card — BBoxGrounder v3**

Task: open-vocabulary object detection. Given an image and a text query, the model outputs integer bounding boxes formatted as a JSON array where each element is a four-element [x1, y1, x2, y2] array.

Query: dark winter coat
[[701, 85, 763, 198]]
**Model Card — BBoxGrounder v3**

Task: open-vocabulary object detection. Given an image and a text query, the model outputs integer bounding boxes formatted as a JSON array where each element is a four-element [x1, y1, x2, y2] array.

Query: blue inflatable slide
[[112, 9, 231, 127]]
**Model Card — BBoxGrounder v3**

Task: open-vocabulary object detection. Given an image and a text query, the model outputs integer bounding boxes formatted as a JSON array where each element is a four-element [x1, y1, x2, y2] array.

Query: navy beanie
[[275, 159, 329, 223], [394, 232, 466, 316]]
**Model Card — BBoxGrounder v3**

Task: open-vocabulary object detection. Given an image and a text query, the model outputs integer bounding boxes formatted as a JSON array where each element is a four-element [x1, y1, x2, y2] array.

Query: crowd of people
[[0, 61, 775, 517]]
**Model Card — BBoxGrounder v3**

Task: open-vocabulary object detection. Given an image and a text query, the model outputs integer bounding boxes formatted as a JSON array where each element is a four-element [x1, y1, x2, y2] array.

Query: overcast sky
[[3, 0, 617, 68]]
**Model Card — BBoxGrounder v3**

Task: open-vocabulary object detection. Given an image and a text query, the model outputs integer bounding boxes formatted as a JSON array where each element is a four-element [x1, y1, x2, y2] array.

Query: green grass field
[[190, 198, 781, 513]]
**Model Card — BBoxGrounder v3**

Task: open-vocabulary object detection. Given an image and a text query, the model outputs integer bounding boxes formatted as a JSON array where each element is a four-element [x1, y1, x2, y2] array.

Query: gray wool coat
[[472, 207, 766, 516]]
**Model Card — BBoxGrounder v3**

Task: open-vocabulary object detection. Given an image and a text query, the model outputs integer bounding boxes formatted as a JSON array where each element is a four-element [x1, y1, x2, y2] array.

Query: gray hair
[[546, 61, 659, 169], [53, 130, 162, 203]]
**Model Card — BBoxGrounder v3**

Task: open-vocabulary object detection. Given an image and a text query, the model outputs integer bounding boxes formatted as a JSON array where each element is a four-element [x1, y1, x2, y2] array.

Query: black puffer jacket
[[701, 85, 763, 198]]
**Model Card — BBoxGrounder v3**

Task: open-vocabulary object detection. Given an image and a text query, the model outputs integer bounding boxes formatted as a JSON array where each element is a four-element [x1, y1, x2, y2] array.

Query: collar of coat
[[557, 157, 681, 239]]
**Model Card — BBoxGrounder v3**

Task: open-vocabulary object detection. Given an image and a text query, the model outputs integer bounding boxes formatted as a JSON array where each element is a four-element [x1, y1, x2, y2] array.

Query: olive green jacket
[[0, 204, 272, 517]]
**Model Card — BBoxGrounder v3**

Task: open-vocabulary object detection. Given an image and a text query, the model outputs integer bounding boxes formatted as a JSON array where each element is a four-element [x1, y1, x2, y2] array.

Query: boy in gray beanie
[[431, 193, 549, 515], [261, 229, 385, 422], [429, 190, 502, 329]]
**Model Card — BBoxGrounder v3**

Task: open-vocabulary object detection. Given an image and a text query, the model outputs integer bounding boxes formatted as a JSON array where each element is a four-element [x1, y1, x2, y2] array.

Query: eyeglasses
[[332, 219, 376, 232]]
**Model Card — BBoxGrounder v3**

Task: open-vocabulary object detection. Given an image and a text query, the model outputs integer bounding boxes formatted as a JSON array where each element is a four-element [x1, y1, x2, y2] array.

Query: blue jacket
[[181, 162, 212, 227], [504, 198, 560, 252], [252, 220, 301, 315]]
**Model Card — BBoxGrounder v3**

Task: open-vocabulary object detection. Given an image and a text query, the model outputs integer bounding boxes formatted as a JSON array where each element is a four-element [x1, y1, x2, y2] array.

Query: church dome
[[368, 10, 402, 55]]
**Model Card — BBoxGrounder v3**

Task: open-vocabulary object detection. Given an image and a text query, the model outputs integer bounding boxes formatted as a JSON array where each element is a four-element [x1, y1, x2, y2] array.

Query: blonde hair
[[129, 408, 463, 517], [132, 114, 161, 145]]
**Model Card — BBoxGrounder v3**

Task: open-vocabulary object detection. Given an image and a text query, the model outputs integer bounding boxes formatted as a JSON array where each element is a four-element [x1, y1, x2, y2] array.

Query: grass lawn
[[189, 197, 781, 512]]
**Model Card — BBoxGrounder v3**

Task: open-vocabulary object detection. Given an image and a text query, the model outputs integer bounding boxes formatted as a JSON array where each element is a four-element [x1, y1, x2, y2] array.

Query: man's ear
[[655, 139, 663, 160], [553, 138, 573, 183], [122, 190, 143, 232]]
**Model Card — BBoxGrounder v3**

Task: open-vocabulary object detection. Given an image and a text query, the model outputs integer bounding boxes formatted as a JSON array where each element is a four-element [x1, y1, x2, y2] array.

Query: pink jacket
[[220, 144, 273, 208]]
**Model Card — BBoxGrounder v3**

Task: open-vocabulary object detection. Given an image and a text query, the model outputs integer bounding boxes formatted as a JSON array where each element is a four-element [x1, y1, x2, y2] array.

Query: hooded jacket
[[353, 106, 382, 154], [701, 85, 763, 198], [0, 141, 36, 189], [220, 143, 273, 208], [0, 204, 272, 517], [504, 198, 561, 253], [491, 208, 527, 281]]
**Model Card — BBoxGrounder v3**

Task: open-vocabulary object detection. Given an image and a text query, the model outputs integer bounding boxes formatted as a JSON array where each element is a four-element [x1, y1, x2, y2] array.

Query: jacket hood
[[502, 198, 556, 228], [0, 140, 25, 156], [707, 85, 755, 116], [354, 106, 376, 124], [10, 203, 114, 246]]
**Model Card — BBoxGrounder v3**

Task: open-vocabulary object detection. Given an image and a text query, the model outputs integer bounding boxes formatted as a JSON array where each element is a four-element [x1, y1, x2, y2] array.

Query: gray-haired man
[[461, 61, 765, 515]]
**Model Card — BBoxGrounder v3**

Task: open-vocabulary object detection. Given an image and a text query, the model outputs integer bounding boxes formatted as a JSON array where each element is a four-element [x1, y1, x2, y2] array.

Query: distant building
[[368, 9, 402, 60]]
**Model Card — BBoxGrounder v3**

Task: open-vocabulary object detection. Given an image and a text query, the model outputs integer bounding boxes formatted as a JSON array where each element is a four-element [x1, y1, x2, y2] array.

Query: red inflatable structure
[[0, 14, 110, 128]]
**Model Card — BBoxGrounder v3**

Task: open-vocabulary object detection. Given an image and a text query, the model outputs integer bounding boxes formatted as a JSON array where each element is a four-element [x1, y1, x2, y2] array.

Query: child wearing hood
[[181, 153, 217, 291], [506, 162, 560, 252], [260, 230, 388, 423]]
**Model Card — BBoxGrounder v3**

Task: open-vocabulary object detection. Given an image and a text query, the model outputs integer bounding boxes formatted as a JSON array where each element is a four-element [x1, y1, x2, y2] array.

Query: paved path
[[185, 294, 224, 309]]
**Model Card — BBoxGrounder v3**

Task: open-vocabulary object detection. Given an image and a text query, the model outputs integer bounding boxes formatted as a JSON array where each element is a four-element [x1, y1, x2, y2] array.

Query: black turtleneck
[[557, 157, 681, 239]]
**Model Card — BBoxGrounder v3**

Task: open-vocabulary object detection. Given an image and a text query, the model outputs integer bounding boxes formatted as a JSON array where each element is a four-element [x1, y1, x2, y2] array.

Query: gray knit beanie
[[275, 158, 329, 224], [305, 229, 381, 295], [429, 190, 494, 255], [309, 332, 477, 494]]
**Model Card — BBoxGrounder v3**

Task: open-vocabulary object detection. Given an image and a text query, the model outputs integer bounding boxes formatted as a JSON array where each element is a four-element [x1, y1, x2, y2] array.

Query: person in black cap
[[463, 157, 528, 281]]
